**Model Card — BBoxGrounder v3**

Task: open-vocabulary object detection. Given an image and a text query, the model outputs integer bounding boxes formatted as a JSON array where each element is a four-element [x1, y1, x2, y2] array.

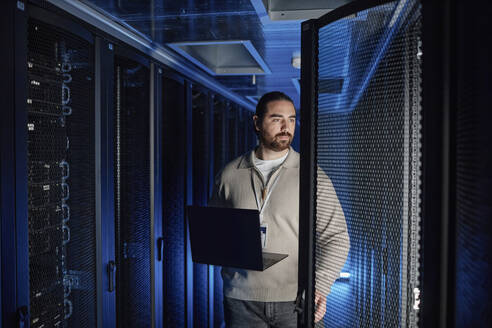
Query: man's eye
[[272, 119, 280, 122]]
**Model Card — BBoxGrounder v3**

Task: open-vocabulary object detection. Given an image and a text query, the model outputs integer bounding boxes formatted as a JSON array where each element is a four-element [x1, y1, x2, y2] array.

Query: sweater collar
[[238, 146, 299, 169]]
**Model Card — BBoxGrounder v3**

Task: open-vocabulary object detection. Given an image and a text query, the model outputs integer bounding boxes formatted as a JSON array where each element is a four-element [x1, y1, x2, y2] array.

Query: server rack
[[228, 103, 239, 159], [94, 36, 117, 328], [1, 2, 128, 326], [300, 0, 492, 327], [2, 1, 258, 327], [113, 48, 152, 328], [191, 86, 212, 328], [151, 63, 164, 328], [300, 0, 422, 327], [0, 2, 164, 327], [206, 94, 216, 328], [1, 1, 24, 326], [26, 7, 99, 328], [237, 109, 246, 157], [161, 74, 187, 328], [453, 2, 492, 325], [212, 97, 228, 328], [420, 1, 492, 326], [184, 80, 194, 328]]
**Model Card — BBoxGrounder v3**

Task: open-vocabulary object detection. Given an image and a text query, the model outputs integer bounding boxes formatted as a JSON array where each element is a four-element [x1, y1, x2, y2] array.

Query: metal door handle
[[108, 260, 116, 292], [17, 306, 29, 328], [157, 237, 164, 261]]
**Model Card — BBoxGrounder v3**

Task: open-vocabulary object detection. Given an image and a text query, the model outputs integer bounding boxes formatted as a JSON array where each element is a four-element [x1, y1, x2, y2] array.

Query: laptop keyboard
[[262, 255, 278, 269]]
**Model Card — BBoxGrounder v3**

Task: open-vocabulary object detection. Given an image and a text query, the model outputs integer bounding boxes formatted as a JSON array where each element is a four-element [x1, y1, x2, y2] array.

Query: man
[[210, 91, 350, 327]]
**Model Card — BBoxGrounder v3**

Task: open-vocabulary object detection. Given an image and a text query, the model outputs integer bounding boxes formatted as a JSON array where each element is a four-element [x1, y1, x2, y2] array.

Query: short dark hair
[[255, 91, 294, 123]]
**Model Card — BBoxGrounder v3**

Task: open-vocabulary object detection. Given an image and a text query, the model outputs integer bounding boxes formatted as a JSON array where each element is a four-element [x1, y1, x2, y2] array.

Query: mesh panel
[[454, 2, 492, 325], [238, 109, 246, 155], [228, 104, 239, 158], [114, 56, 151, 327], [162, 77, 186, 327], [314, 2, 421, 327], [212, 99, 227, 328], [27, 19, 96, 328], [192, 89, 210, 327]]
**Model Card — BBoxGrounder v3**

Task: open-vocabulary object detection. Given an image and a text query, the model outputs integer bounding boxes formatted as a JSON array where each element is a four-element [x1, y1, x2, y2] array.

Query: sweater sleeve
[[314, 167, 350, 296]]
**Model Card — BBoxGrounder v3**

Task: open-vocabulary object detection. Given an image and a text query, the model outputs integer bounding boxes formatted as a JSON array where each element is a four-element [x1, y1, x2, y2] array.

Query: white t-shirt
[[253, 150, 289, 183]]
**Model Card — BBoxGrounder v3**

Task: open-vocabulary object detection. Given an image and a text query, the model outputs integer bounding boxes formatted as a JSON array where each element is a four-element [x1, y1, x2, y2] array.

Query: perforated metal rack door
[[162, 76, 187, 327], [228, 104, 239, 159], [310, 1, 422, 327], [27, 18, 96, 328], [454, 2, 492, 325], [212, 98, 227, 328], [114, 56, 151, 327], [192, 88, 211, 327]]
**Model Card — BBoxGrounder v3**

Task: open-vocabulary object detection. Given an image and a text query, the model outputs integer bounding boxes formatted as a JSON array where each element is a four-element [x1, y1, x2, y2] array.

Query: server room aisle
[[1, 3, 257, 327], [3, 1, 492, 328]]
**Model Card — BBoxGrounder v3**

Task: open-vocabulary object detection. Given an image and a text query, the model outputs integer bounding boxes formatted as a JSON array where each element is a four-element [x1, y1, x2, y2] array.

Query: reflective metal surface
[[75, 0, 353, 108]]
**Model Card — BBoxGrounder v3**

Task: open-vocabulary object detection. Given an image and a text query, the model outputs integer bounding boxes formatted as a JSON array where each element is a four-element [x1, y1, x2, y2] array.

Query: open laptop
[[187, 206, 288, 271]]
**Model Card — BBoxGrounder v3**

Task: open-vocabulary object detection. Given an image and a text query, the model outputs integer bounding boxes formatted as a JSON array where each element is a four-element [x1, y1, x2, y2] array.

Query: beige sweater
[[209, 147, 350, 301]]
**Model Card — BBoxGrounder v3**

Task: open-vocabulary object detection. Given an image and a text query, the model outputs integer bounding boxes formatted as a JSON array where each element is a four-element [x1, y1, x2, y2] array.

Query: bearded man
[[210, 91, 350, 327]]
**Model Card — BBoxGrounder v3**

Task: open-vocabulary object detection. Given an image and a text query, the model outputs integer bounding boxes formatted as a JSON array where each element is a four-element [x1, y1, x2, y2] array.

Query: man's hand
[[314, 290, 327, 323]]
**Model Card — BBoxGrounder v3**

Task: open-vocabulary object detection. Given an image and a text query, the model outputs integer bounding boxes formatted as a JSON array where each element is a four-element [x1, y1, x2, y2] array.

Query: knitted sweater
[[209, 147, 350, 301]]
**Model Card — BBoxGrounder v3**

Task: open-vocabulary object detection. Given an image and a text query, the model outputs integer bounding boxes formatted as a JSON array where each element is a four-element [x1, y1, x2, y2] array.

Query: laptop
[[186, 206, 288, 271]]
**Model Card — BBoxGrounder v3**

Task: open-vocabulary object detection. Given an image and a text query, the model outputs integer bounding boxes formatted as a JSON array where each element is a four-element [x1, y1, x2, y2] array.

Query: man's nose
[[281, 119, 287, 130]]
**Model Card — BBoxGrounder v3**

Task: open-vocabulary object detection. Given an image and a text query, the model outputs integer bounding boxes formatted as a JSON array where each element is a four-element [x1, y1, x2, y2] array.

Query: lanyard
[[251, 168, 282, 220]]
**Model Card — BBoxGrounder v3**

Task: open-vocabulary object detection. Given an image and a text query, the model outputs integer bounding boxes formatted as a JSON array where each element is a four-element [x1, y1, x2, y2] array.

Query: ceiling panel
[[80, 0, 353, 108]]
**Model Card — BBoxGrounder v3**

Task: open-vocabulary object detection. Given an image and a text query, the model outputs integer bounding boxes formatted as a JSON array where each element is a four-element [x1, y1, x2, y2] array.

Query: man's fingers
[[314, 306, 325, 322], [314, 294, 327, 323]]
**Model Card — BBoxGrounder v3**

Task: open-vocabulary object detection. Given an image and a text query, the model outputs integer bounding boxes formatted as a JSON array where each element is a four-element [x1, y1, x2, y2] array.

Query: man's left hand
[[314, 290, 327, 323]]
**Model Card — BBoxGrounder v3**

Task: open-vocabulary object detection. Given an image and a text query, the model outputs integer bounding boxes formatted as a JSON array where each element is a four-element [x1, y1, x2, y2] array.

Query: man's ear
[[253, 115, 260, 132]]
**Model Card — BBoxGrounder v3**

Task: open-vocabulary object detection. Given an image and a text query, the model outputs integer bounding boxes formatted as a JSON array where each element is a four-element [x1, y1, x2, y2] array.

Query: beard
[[259, 131, 292, 151]]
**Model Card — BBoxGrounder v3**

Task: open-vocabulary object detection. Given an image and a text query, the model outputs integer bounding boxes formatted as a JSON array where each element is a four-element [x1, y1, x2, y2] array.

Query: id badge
[[260, 223, 268, 249]]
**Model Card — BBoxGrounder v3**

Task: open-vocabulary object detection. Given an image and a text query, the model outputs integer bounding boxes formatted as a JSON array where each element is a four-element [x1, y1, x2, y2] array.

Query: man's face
[[254, 100, 296, 152]]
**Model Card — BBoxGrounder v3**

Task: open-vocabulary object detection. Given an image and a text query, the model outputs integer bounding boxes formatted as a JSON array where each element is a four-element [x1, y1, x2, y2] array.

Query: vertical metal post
[[401, 26, 411, 327], [14, 2, 29, 326], [151, 64, 164, 328], [150, 63, 156, 328], [184, 81, 194, 328], [421, 0, 455, 326], [443, 1, 456, 326], [207, 94, 215, 328], [299, 18, 317, 328], [1, 1, 19, 326], [95, 36, 103, 328], [95, 37, 116, 328]]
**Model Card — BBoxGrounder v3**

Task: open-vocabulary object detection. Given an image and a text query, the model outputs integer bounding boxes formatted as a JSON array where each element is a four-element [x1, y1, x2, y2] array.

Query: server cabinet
[[237, 109, 246, 156], [227, 103, 239, 159], [1, 3, 122, 327], [95, 36, 117, 328], [191, 87, 214, 328], [1, 1, 24, 326], [301, 0, 492, 327], [300, 0, 422, 327], [26, 9, 98, 328], [244, 108, 258, 152], [113, 50, 152, 327], [211, 98, 228, 328], [239, 107, 257, 154], [213, 99, 229, 175], [0, 4, 103, 327], [161, 75, 187, 328], [453, 2, 492, 324], [151, 64, 164, 328]]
